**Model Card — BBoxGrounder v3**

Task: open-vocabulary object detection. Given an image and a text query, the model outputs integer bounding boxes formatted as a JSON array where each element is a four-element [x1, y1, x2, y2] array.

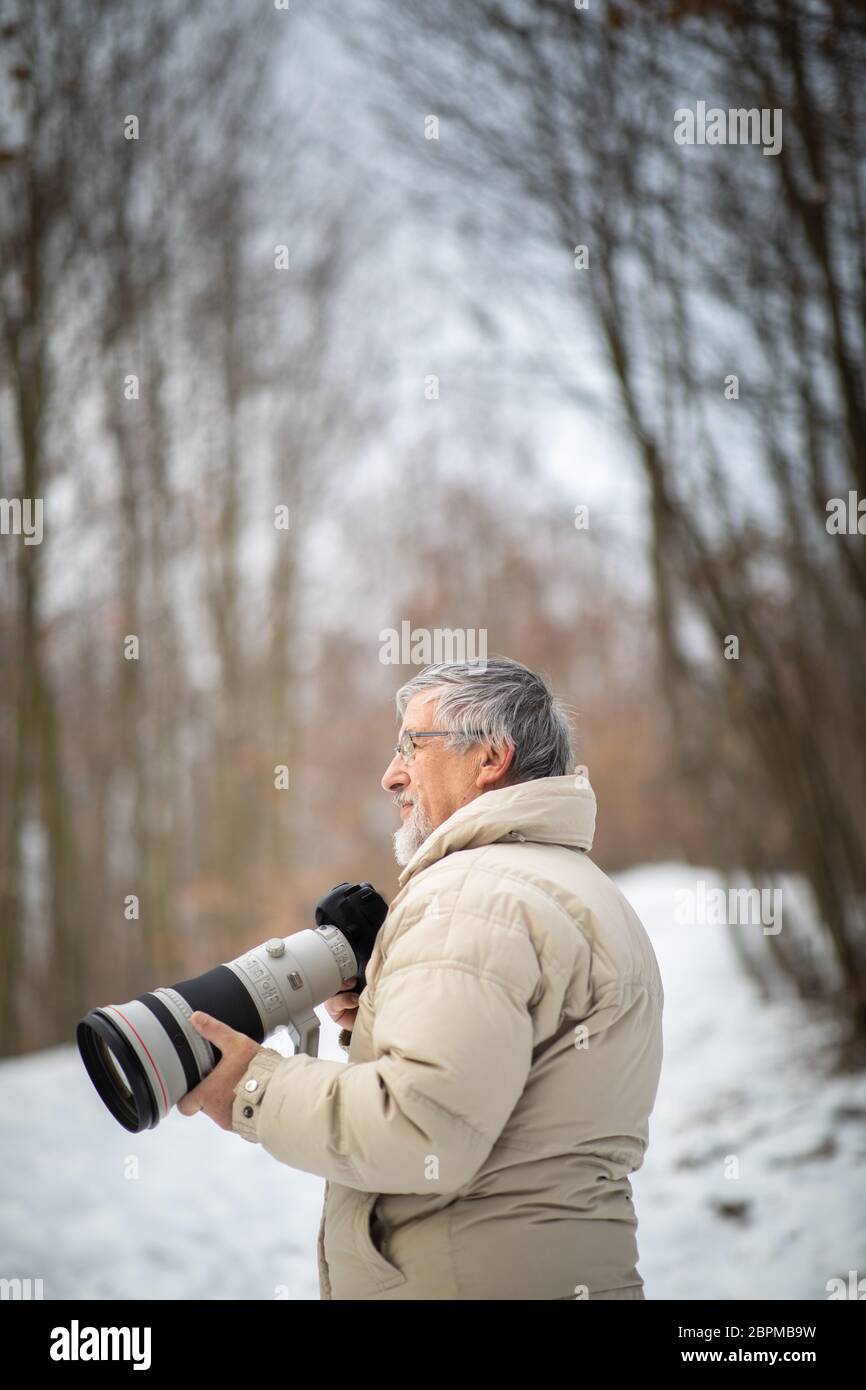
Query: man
[[180, 657, 664, 1300]]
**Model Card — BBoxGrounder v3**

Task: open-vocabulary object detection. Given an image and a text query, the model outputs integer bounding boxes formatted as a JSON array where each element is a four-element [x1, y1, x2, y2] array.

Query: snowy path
[[622, 865, 866, 1300], [1, 864, 864, 1299]]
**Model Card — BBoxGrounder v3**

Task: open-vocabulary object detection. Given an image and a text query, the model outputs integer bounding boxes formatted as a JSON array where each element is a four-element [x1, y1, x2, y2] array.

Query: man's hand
[[323, 976, 361, 1032], [176, 1012, 263, 1131]]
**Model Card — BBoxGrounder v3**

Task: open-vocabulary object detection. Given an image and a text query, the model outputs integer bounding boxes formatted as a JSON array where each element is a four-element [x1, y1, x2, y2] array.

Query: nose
[[382, 752, 409, 793]]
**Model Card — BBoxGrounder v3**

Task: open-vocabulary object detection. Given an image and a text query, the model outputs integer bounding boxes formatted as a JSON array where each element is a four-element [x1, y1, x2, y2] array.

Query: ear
[[475, 738, 515, 790]]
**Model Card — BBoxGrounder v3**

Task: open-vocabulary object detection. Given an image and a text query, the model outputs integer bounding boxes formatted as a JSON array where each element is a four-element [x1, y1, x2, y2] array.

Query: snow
[[621, 863, 866, 1300], [1, 863, 864, 1300]]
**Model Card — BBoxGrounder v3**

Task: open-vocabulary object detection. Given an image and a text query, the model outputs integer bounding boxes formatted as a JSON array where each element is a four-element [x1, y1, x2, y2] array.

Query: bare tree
[[343, 0, 866, 1045]]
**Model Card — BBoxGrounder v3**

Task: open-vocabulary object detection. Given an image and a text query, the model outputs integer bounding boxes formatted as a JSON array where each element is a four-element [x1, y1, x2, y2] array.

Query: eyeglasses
[[393, 729, 484, 764], [393, 730, 451, 764]]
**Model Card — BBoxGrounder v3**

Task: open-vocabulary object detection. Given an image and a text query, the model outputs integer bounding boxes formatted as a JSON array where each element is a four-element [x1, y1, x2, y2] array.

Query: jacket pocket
[[354, 1192, 407, 1290]]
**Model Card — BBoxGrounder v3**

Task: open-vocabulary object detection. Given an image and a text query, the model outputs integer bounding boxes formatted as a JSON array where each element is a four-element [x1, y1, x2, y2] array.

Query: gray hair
[[395, 657, 575, 784]]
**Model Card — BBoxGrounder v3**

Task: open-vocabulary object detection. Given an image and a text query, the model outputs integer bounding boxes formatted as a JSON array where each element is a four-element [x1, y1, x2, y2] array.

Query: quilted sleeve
[[231, 868, 542, 1195]]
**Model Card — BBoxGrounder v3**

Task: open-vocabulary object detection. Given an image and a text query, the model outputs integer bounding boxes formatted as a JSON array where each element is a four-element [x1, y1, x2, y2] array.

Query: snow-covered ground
[[621, 864, 866, 1300], [1, 863, 864, 1300]]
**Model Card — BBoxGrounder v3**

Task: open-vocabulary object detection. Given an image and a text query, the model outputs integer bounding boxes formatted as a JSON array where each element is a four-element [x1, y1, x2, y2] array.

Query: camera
[[76, 881, 387, 1133]]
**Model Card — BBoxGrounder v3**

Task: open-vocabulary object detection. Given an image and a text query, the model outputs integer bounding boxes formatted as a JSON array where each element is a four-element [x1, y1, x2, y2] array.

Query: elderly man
[[181, 657, 664, 1300]]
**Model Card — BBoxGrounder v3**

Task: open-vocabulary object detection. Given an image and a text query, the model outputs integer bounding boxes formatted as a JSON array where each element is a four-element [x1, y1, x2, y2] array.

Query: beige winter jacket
[[232, 775, 664, 1300]]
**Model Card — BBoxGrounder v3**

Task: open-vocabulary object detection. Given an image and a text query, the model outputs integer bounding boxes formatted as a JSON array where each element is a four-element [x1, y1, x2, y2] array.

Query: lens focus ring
[[153, 987, 215, 1077]]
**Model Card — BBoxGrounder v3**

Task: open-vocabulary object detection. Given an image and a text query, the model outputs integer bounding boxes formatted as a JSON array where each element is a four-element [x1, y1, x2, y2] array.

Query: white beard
[[393, 799, 435, 866]]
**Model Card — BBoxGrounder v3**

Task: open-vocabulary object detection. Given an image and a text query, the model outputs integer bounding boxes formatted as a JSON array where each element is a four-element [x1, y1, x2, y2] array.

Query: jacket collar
[[396, 775, 596, 889]]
